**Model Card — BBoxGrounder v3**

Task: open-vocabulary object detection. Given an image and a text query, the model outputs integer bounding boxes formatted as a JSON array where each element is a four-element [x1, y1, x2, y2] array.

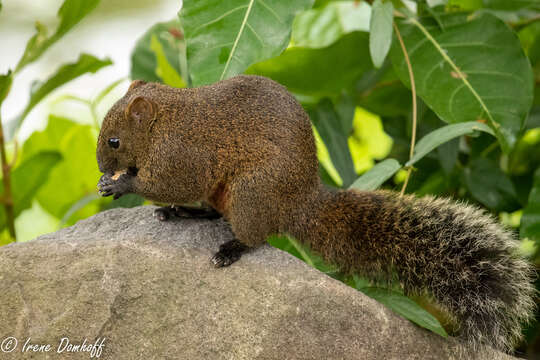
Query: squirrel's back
[[134, 75, 318, 177]]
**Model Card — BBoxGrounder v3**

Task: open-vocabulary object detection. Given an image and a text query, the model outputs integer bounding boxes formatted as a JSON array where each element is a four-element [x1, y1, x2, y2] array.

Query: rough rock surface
[[0, 206, 515, 360]]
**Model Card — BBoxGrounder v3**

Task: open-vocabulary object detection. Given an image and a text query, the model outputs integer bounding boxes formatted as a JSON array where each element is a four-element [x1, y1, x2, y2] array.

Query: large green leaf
[[22, 116, 76, 159], [0, 71, 12, 107], [21, 116, 102, 220], [12, 54, 111, 136], [360, 287, 448, 337], [369, 0, 394, 68], [464, 158, 520, 211], [16, 0, 101, 71], [292, 1, 371, 48], [36, 123, 101, 219], [406, 121, 494, 167], [247, 32, 372, 98], [308, 98, 357, 187], [391, 13, 534, 152], [180, 0, 314, 86], [350, 159, 401, 191], [521, 167, 540, 241], [130, 20, 184, 83], [0, 152, 62, 231]]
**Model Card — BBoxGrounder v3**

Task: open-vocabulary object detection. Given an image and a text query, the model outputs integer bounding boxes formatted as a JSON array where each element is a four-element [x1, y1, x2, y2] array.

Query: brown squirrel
[[96, 75, 535, 353]]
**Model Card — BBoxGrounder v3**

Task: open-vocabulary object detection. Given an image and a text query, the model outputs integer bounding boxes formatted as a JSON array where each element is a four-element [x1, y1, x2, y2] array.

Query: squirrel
[[96, 74, 535, 353]]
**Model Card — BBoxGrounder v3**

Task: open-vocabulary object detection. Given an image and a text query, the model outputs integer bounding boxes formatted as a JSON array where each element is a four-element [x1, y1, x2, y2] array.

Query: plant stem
[[0, 113, 16, 241], [393, 22, 418, 197]]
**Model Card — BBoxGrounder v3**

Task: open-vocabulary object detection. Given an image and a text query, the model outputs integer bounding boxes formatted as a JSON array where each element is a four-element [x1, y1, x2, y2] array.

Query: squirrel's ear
[[128, 80, 146, 91], [125, 96, 157, 128]]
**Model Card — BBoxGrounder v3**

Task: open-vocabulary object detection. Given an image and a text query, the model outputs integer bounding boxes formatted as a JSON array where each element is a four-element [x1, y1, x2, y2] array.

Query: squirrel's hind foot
[[211, 240, 249, 268], [154, 205, 221, 221]]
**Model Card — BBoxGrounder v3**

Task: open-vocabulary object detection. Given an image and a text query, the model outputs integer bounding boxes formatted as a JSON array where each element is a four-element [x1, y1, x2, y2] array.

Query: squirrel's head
[[97, 80, 158, 176]]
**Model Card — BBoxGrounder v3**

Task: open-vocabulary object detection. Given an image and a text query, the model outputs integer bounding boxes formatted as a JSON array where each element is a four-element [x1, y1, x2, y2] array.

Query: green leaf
[[350, 159, 401, 191], [36, 122, 101, 220], [180, 0, 314, 86], [437, 138, 459, 175], [16, 0, 101, 71], [150, 35, 186, 88], [292, 1, 371, 48], [482, 0, 540, 11], [309, 99, 357, 188], [13, 152, 62, 216], [0, 152, 62, 231], [369, 0, 394, 68], [521, 167, 540, 241], [21, 116, 102, 220], [268, 235, 338, 274], [22, 116, 76, 158], [391, 13, 534, 152], [406, 121, 494, 167], [0, 71, 12, 107], [360, 287, 448, 337], [130, 19, 184, 83], [464, 158, 519, 211], [13, 54, 112, 135], [248, 32, 372, 98]]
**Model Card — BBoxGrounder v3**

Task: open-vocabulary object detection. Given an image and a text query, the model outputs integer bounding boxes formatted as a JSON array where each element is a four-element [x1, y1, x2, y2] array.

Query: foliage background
[[1, 0, 540, 356]]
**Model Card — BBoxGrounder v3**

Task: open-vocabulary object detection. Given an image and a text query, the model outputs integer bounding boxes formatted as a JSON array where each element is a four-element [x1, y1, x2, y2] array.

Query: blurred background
[[1, 0, 539, 357], [0, 0, 180, 241]]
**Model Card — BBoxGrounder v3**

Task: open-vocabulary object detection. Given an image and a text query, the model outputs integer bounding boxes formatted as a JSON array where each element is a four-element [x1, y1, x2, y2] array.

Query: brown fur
[[97, 75, 535, 352]]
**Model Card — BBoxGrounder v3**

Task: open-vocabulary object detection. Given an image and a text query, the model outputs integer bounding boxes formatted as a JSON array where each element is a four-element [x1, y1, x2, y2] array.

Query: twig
[[0, 113, 16, 241], [393, 22, 418, 197]]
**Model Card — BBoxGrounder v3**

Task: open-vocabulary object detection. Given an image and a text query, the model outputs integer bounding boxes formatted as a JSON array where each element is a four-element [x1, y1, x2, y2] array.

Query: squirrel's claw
[[211, 252, 235, 268], [211, 239, 249, 268], [153, 207, 172, 221], [97, 173, 131, 199]]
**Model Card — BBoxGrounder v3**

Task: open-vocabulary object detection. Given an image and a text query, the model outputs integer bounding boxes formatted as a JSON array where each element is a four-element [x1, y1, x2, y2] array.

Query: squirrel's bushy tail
[[293, 189, 536, 352]]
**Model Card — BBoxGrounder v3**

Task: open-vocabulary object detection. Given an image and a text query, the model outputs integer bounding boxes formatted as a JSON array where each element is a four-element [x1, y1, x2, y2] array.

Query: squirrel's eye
[[108, 138, 120, 149]]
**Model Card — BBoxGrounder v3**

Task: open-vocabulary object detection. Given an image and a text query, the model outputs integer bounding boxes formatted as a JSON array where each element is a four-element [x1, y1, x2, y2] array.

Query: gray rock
[[0, 206, 515, 359]]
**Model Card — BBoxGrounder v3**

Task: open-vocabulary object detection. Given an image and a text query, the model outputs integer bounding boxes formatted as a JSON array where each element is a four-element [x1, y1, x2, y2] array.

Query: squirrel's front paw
[[97, 173, 132, 200]]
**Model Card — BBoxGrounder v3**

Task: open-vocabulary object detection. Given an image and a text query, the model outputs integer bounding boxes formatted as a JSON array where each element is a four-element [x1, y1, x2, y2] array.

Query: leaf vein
[[439, 42, 505, 50], [257, 0, 283, 23], [463, 70, 527, 85], [220, 0, 255, 81], [246, 22, 264, 44], [423, 59, 445, 90], [192, 5, 248, 33]]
